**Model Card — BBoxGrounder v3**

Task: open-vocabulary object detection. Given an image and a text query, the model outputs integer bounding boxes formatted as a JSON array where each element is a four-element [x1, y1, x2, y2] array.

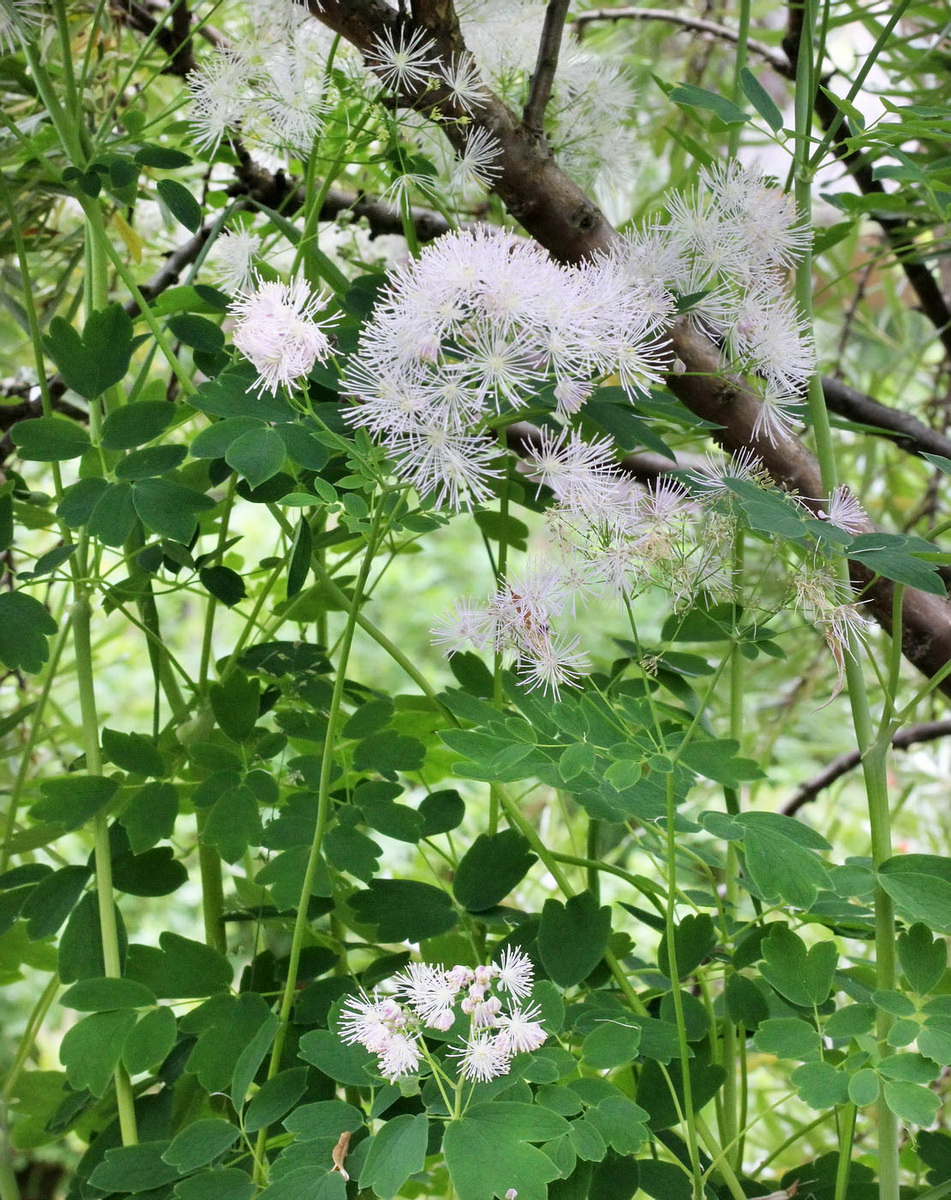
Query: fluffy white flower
[[211, 227, 262, 294], [816, 485, 867, 535], [450, 126, 503, 195], [364, 25, 438, 94], [230, 275, 337, 395], [0, 0, 43, 53], [451, 1030, 512, 1082], [494, 1004, 547, 1054], [437, 52, 489, 114], [494, 948, 534, 1001]]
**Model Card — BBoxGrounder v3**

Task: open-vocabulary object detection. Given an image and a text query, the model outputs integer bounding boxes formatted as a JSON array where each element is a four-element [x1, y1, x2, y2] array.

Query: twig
[[821, 376, 951, 461], [783, 719, 951, 815], [574, 7, 789, 75], [523, 0, 572, 138]]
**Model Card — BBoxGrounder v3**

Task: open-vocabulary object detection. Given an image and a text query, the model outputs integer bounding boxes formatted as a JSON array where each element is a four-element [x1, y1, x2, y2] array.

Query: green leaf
[[202, 784, 263, 863], [419, 789, 465, 836], [20, 864, 89, 940], [29, 775, 119, 831], [59, 892, 127, 982], [297, 1028, 377, 1086], [210, 672, 260, 742], [100, 400, 177, 449], [115, 443, 188, 481], [120, 781, 179, 854], [168, 313, 224, 353], [11, 415, 91, 461], [880, 857, 951, 933], [453, 831, 536, 911], [538, 893, 611, 987], [444, 1104, 569, 1200], [679, 738, 764, 786], [752, 1017, 821, 1062], [173, 1169, 254, 1200], [791, 1061, 849, 1109], [725, 478, 811, 539], [848, 1068, 880, 1107], [657, 913, 717, 981], [670, 83, 749, 126], [849, 533, 946, 595], [739, 67, 784, 130], [226, 428, 287, 489], [0, 593, 58, 673], [89, 1142, 182, 1193], [136, 145, 192, 168], [58, 477, 109, 528], [882, 1079, 941, 1125], [89, 481, 137, 546], [60, 1008, 139, 1095], [572, 1097, 644, 1159], [124, 931, 233, 998], [60, 977, 156, 1011], [157, 178, 202, 232], [112, 845, 188, 896], [582, 1021, 641, 1069], [736, 812, 829, 908], [353, 730, 426, 773], [759, 925, 837, 1006], [42, 304, 134, 399], [230, 1012, 280, 1108], [133, 476, 216, 543], [257, 1169, 345, 1200], [192, 367, 291, 421], [283, 1100, 364, 1142], [244, 1067, 309, 1133], [323, 827, 382, 882], [200, 565, 247, 607], [348, 879, 457, 941], [824, 1003, 875, 1040], [360, 1113, 429, 1198], [122, 1005, 178, 1074], [102, 727, 166, 777], [163, 1119, 240, 1172]]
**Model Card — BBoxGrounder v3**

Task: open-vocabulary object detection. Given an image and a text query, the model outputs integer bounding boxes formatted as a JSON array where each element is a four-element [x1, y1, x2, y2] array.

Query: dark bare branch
[[574, 7, 788, 75], [821, 376, 951, 462], [523, 0, 572, 138], [783, 719, 951, 815]]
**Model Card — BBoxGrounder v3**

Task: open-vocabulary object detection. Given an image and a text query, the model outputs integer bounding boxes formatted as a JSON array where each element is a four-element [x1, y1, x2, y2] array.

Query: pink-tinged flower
[[516, 631, 590, 700], [493, 1004, 547, 1054], [494, 948, 534, 1001], [450, 1031, 512, 1082], [395, 962, 461, 1029], [378, 1031, 423, 1080], [337, 991, 397, 1054], [364, 25, 438, 94], [816, 486, 868, 536], [230, 275, 337, 395], [430, 598, 498, 656]]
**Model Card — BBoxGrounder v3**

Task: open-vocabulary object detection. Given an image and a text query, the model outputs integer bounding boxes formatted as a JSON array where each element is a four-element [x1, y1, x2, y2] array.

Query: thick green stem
[[793, 7, 898, 1197]]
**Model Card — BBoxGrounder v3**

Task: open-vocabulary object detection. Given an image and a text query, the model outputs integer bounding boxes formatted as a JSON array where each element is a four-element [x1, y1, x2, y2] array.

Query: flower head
[[365, 25, 438, 94], [230, 275, 337, 395]]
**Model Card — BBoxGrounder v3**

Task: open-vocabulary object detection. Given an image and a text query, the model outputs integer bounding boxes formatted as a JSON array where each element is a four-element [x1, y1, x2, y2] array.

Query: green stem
[[834, 1104, 857, 1200], [70, 594, 138, 1146], [728, 0, 750, 157], [695, 1115, 747, 1200], [794, 8, 899, 1198], [663, 775, 702, 1200], [253, 502, 390, 1181]]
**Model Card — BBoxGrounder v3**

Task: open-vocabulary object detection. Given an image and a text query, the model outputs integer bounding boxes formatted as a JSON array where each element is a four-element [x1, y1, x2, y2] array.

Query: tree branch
[[573, 7, 788, 75], [782, 719, 951, 815], [821, 376, 951, 462], [523, 0, 572, 138]]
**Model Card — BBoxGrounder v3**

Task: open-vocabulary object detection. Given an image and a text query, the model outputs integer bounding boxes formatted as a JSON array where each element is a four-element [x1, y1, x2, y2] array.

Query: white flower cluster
[[230, 274, 338, 395], [342, 226, 672, 508], [660, 161, 816, 442], [338, 950, 546, 1083], [187, 0, 341, 169]]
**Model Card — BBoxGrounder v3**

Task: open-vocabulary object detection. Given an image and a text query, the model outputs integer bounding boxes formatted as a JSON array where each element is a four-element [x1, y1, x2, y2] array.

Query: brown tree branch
[[821, 376, 951, 462], [574, 7, 788, 75], [782, 719, 951, 815], [523, 0, 572, 138]]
